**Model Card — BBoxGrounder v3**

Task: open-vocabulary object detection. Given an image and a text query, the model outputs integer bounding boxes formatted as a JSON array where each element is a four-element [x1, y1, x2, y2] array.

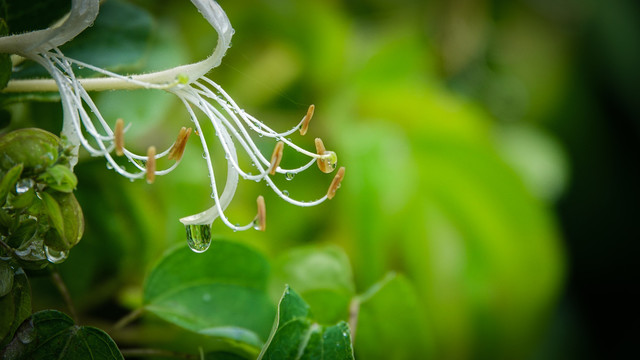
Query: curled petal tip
[[114, 118, 125, 156], [269, 141, 285, 176], [146, 146, 156, 184], [327, 167, 345, 200], [255, 195, 266, 231], [168, 127, 192, 161], [300, 104, 315, 136]]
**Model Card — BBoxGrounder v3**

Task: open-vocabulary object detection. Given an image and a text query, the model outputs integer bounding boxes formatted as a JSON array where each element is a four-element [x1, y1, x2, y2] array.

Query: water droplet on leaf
[[15, 178, 34, 194], [44, 245, 68, 264]]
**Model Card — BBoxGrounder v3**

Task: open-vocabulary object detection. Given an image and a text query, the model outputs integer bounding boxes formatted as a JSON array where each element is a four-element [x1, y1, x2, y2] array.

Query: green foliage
[[0, 268, 30, 348], [1, 310, 122, 360], [258, 286, 354, 360], [144, 241, 275, 348]]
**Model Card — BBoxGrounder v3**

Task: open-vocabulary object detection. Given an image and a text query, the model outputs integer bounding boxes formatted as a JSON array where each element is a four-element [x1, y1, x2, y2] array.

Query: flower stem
[[51, 269, 79, 323]]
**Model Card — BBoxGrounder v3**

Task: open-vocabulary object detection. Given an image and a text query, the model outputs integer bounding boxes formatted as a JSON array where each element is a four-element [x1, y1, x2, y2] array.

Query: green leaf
[[4, 0, 70, 34], [144, 241, 275, 347], [258, 286, 354, 360], [0, 163, 22, 206], [0, 18, 10, 90], [0, 268, 31, 348], [37, 165, 77, 193], [0, 259, 13, 297], [271, 246, 354, 324], [353, 273, 432, 360], [1, 310, 123, 360], [11, 0, 153, 80], [40, 191, 65, 245]]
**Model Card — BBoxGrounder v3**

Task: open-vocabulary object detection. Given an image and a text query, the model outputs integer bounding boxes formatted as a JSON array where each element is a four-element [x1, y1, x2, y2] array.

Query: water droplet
[[282, 190, 289, 197], [322, 151, 338, 172], [258, 133, 264, 138], [106, 162, 113, 170], [202, 152, 207, 159], [185, 224, 212, 253], [44, 245, 68, 264], [17, 321, 35, 344], [15, 178, 34, 194], [285, 172, 295, 181], [253, 220, 261, 231]]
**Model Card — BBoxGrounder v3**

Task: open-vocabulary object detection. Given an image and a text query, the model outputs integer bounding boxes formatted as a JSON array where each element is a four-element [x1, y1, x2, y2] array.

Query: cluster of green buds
[[0, 128, 84, 268]]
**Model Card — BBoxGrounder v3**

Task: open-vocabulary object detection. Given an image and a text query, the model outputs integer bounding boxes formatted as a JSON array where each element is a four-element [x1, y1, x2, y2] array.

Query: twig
[[51, 270, 79, 323], [114, 307, 144, 330], [120, 348, 198, 359], [348, 297, 360, 341]]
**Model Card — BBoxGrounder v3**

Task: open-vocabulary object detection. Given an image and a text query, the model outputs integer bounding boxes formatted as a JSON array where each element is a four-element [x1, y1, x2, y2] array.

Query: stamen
[[114, 118, 124, 156], [315, 138, 337, 173], [146, 146, 156, 184], [255, 195, 266, 231], [269, 141, 285, 175], [300, 104, 315, 136], [168, 127, 192, 161], [327, 166, 345, 200]]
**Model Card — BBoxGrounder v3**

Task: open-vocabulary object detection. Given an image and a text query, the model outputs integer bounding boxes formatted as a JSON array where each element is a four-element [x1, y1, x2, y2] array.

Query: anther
[[269, 141, 285, 175], [300, 104, 315, 136], [146, 146, 156, 184], [255, 195, 266, 231], [315, 138, 337, 173], [327, 167, 345, 200], [168, 127, 192, 161], [114, 118, 125, 156]]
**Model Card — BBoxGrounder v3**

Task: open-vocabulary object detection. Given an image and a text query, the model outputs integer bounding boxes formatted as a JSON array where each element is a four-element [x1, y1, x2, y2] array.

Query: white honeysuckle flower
[[0, 0, 345, 238]]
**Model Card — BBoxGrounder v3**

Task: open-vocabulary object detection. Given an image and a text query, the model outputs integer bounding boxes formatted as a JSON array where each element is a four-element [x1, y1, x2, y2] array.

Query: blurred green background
[[6, 0, 638, 358]]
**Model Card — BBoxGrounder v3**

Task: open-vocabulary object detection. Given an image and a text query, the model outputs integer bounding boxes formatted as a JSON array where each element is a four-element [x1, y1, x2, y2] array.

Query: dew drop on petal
[[185, 224, 212, 253], [44, 245, 68, 264]]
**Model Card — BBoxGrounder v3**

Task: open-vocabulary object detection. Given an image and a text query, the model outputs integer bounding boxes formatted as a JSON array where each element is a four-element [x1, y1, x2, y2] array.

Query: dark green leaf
[[0, 268, 31, 348], [0, 259, 13, 296], [11, 0, 153, 80], [4, 0, 70, 34], [0, 163, 22, 206], [258, 286, 354, 360], [47, 191, 83, 249], [1, 310, 123, 360], [0, 18, 10, 90], [40, 191, 65, 247], [144, 241, 275, 347]]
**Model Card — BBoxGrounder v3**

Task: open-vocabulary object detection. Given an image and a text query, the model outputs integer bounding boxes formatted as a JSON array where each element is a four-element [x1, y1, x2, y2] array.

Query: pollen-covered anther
[[299, 104, 315, 136], [114, 118, 125, 156], [168, 127, 192, 161], [255, 195, 266, 231], [146, 146, 156, 184], [269, 141, 285, 175], [315, 138, 337, 173], [327, 167, 345, 200]]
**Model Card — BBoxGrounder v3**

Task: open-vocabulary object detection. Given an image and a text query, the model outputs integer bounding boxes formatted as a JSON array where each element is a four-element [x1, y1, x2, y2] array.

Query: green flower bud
[[42, 191, 84, 251], [0, 128, 60, 175], [37, 164, 77, 193]]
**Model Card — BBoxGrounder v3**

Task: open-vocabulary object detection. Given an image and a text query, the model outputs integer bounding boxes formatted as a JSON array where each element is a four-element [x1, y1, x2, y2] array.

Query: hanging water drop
[[106, 162, 113, 170], [44, 245, 68, 264], [282, 190, 289, 197], [285, 172, 295, 181], [185, 224, 212, 253], [15, 178, 34, 194]]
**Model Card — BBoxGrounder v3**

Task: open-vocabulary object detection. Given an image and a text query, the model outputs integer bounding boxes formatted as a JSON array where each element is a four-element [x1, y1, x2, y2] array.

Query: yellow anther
[[269, 141, 285, 175], [315, 138, 337, 173], [327, 167, 345, 200], [168, 127, 192, 161], [300, 104, 315, 136], [255, 195, 266, 231], [114, 118, 125, 156], [146, 146, 156, 184]]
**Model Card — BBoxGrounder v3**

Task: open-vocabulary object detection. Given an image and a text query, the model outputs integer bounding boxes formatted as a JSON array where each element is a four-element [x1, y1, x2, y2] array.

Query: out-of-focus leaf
[[144, 241, 275, 347], [258, 286, 354, 360], [354, 273, 432, 360], [37, 165, 77, 193], [204, 352, 250, 360], [0, 260, 14, 296], [4, 0, 70, 34], [0, 268, 30, 348], [1, 310, 123, 360], [11, 0, 153, 80], [271, 245, 354, 324], [0, 18, 10, 90]]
